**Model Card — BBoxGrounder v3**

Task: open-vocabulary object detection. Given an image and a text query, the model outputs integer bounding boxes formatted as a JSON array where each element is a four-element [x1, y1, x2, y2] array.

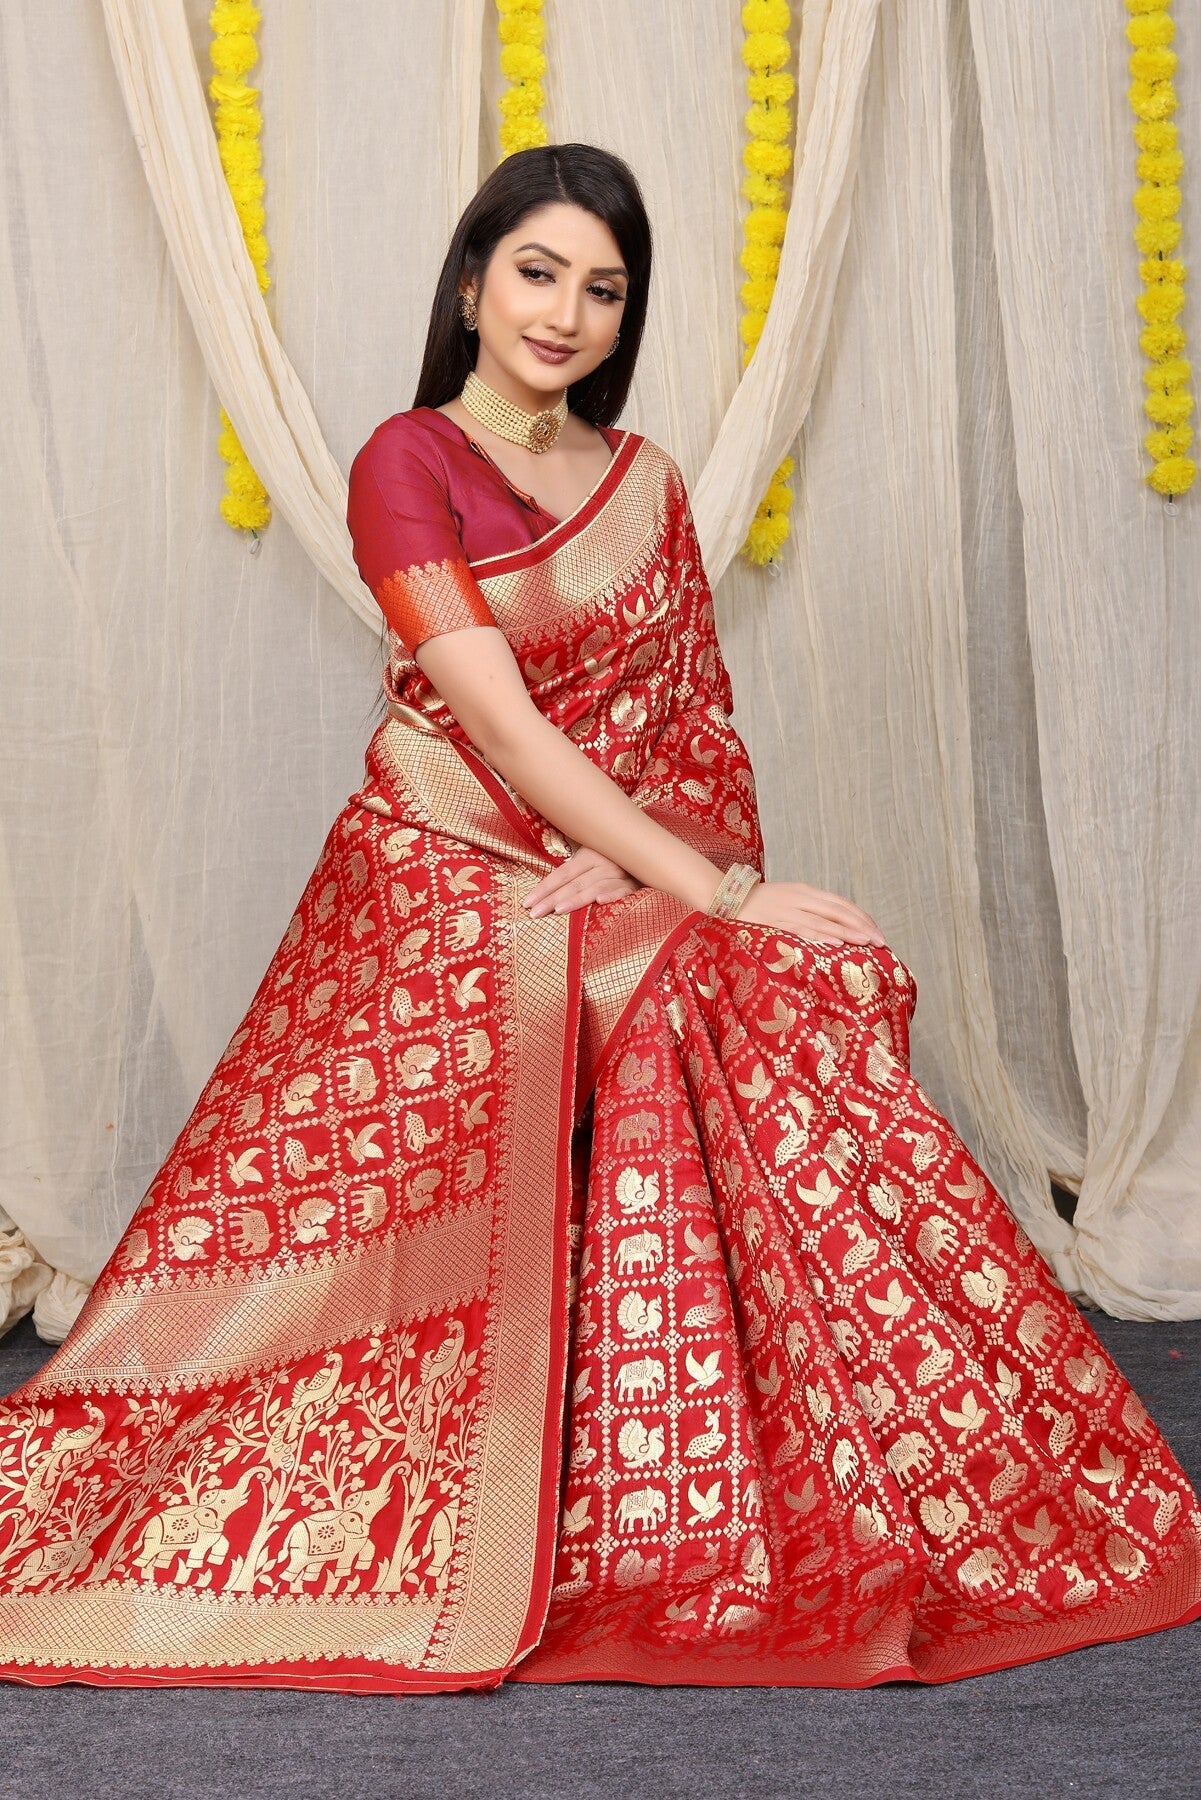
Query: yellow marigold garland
[[496, 0, 548, 159], [208, 0, 271, 536], [738, 0, 797, 566], [1125, 1, 1195, 499]]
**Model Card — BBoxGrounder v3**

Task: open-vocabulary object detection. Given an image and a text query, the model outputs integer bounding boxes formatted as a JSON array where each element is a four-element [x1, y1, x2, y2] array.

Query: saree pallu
[[2, 434, 1199, 1691]]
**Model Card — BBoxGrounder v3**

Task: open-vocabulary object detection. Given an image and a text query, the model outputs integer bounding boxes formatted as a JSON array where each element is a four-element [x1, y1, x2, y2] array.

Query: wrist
[[704, 862, 761, 920]]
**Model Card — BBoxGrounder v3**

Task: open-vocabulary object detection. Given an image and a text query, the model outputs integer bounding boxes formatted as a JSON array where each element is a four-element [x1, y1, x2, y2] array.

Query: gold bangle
[[705, 861, 760, 920]]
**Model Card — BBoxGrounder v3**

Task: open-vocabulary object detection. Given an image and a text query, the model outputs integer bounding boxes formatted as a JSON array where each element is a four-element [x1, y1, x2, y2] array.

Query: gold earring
[[603, 331, 620, 360], [460, 291, 478, 331]]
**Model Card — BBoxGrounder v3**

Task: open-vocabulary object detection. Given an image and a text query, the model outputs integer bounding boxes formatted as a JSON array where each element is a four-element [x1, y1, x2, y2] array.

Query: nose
[[543, 287, 588, 336]]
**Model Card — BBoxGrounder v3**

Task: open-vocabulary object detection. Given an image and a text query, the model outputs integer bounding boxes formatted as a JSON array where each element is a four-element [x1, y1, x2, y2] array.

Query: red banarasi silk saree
[[2, 406, 1200, 1692]]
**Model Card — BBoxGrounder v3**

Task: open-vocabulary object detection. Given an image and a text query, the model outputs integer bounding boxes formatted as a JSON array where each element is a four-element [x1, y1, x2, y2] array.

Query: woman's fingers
[[529, 876, 636, 915]]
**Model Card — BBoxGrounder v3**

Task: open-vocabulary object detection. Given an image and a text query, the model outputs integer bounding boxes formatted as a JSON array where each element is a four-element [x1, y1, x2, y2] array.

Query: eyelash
[[519, 265, 623, 304]]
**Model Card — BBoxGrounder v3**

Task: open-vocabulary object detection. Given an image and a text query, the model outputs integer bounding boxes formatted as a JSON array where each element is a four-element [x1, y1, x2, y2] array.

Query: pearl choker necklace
[[458, 369, 568, 454]]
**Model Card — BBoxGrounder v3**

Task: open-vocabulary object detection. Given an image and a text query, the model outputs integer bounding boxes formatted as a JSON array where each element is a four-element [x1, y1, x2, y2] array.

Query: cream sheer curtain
[[2, 0, 1198, 1337]]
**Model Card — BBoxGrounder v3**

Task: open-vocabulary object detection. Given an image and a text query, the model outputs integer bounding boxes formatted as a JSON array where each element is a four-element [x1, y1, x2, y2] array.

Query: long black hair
[[361, 143, 653, 727], [413, 142, 651, 421]]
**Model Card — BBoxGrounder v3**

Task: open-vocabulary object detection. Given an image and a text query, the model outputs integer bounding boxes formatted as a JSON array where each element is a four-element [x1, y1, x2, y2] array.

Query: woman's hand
[[736, 878, 887, 948], [521, 846, 643, 916]]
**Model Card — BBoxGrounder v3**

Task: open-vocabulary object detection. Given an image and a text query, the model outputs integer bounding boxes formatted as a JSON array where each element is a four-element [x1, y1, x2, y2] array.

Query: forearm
[[478, 707, 726, 915]]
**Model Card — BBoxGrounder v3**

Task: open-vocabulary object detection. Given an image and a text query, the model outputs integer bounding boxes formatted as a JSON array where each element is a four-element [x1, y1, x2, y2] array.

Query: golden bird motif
[[167, 1216, 213, 1261], [395, 1043, 440, 1090], [1013, 1504, 1061, 1554], [1122, 1391, 1152, 1438], [736, 1062, 774, 1105], [290, 1194, 335, 1244], [225, 1144, 264, 1188], [754, 1358, 782, 1399], [994, 1358, 1021, 1404], [619, 1419, 666, 1467], [866, 1179, 902, 1222], [685, 1348, 722, 1393], [449, 967, 488, 1009], [348, 901, 376, 941], [1081, 1443, 1126, 1499], [915, 1333, 955, 1387], [343, 1121, 386, 1165], [989, 1445, 1028, 1502], [394, 925, 434, 964], [683, 1222, 721, 1264], [1063, 1350, 1108, 1396], [919, 1489, 970, 1543], [387, 828, 424, 864], [1036, 1400, 1077, 1458], [1104, 1532, 1147, 1580], [561, 1498, 593, 1536], [853, 1373, 898, 1425], [759, 1265, 785, 1309], [853, 1497, 891, 1546], [522, 650, 560, 683], [796, 1169, 843, 1216], [840, 959, 884, 1002], [185, 1112, 221, 1149], [756, 996, 798, 1040], [280, 1072, 321, 1117], [805, 1379, 833, 1429], [846, 1095, 882, 1134], [616, 1168, 661, 1215], [939, 1390, 987, 1444], [687, 1478, 723, 1525], [865, 1278, 913, 1329], [614, 1549, 661, 1589], [304, 979, 339, 1020], [960, 1258, 1009, 1313]]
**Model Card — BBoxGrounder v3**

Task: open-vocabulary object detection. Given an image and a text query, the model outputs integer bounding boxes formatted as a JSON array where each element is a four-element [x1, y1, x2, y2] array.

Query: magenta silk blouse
[[345, 405, 627, 711]]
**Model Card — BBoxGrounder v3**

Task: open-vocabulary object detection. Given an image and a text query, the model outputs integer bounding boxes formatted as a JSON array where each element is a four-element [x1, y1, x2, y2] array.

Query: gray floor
[[2, 1307, 1199, 1800]]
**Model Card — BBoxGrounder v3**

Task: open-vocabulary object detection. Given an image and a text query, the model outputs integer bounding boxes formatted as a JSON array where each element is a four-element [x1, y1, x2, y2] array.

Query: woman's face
[[463, 202, 628, 410]]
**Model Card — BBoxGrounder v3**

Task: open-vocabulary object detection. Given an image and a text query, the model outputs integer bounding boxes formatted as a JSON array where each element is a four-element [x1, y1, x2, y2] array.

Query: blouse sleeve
[[346, 423, 499, 657]]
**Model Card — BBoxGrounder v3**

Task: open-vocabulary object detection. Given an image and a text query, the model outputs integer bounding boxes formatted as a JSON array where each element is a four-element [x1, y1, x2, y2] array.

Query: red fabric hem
[[508, 1587, 1201, 1690]]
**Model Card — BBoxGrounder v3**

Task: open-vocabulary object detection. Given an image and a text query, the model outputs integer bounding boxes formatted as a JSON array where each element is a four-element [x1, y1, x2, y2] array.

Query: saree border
[[465, 431, 641, 578], [511, 1527, 1201, 1689], [0, 723, 581, 1686]]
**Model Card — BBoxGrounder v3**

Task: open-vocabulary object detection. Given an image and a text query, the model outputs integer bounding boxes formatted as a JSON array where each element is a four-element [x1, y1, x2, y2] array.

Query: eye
[[518, 265, 623, 304]]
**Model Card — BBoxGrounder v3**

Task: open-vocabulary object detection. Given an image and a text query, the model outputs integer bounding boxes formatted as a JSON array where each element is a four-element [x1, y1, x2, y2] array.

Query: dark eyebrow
[[511, 241, 628, 279]]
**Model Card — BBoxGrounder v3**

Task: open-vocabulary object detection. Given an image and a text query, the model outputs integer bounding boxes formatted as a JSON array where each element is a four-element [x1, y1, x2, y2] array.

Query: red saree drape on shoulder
[[2, 406, 1199, 1692]]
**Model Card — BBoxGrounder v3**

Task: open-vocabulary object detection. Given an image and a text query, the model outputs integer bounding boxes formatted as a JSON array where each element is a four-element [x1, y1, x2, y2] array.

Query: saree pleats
[[515, 922, 1201, 1685]]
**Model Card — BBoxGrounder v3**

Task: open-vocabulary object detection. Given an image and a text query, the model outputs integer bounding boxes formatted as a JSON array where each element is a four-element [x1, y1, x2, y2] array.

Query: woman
[[1, 144, 1199, 1693]]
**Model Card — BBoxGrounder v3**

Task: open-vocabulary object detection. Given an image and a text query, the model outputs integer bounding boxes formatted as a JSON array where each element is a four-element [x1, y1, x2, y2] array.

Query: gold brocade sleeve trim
[[374, 554, 498, 656]]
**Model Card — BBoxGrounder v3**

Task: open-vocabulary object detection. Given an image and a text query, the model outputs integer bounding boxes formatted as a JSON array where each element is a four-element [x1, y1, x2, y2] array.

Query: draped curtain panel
[[1, 0, 1197, 1330]]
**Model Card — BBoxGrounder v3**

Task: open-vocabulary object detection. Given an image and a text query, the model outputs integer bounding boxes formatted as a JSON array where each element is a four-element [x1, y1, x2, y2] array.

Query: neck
[[472, 352, 567, 415]]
